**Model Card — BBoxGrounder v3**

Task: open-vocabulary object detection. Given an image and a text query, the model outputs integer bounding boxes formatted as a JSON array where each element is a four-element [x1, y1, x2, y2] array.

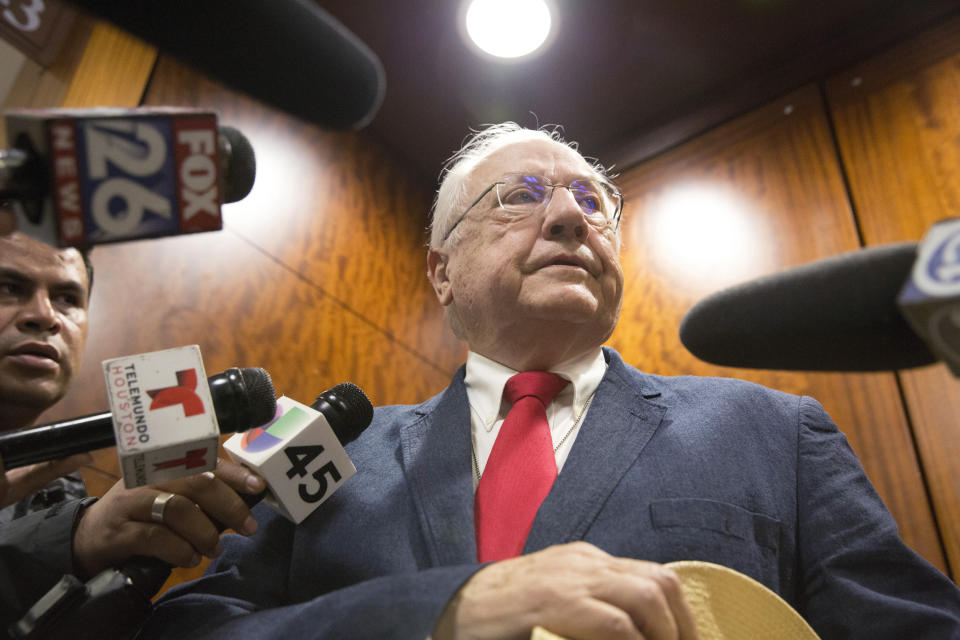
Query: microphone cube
[[103, 345, 219, 488], [223, 396, 357, 524], [898, 218, 960, 376], [5, 108, 223, 249]]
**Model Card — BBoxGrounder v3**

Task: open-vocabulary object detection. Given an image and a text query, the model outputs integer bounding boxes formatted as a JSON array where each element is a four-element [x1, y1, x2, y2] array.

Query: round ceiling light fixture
[[462, 0, 555, 60]]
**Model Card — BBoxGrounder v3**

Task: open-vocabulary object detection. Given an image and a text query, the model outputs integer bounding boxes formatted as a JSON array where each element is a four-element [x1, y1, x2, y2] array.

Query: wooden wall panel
[[609, 84, 947, 572], [825, 15, 960, 574], [139, 57, 467, 377]]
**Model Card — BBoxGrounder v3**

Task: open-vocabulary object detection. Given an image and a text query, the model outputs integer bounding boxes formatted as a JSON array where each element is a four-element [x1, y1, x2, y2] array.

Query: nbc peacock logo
[[240, 404, 308, 452]]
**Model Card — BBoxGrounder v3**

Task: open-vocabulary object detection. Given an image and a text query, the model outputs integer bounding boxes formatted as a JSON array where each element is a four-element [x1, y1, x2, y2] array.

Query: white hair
[[428, 122, 616, 248]]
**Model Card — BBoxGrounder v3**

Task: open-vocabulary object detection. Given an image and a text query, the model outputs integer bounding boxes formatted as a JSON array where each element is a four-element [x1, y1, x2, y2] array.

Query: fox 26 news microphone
[[679, 241, 938, 372], [0, 346, 276, 487], [9, 382, 374, 640], [0, 108, 256, 248]]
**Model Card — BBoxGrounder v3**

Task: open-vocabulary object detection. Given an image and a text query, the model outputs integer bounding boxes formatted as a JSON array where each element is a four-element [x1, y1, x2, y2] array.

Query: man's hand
[[0, 453, 93, 509], [72, 458, 266, 579], [434, 542, 700, 640]]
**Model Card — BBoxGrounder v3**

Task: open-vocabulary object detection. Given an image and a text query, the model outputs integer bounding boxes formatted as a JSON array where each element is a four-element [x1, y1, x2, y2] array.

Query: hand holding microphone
[[71, 457, 265, 580]]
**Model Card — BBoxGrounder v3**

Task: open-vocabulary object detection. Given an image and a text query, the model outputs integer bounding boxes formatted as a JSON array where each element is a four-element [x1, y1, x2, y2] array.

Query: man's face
[[0, 233, 89, 424], [429, 138, 624, 357]]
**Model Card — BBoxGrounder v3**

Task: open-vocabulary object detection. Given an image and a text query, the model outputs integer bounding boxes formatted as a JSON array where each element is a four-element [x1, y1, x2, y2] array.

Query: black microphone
[[65, 0, 386, 130], [0, 367, 276, 470], [679, 242, 937, 372], [9, 383, 374, 640]]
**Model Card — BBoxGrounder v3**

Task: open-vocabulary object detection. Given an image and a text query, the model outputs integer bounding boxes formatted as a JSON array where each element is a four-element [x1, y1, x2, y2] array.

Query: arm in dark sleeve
[[138, 505, 482, 640], [795, 395, 960, 638], [0, 498, 93, 629]]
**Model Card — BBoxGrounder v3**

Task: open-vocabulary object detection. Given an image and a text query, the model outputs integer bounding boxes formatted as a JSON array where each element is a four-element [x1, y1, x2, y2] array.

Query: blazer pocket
[[648, 498, 788, 593], [650, 498, 782, 551]]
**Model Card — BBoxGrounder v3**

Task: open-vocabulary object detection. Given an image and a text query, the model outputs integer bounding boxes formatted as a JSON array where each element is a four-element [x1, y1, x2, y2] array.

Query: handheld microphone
[[65, 0, 386, 130], [1, 109, 256, 248], [9, 383, 374, 640], [679, 242, 937, 372], [223, 383, 374, 524], [0, 366, 276, 470]]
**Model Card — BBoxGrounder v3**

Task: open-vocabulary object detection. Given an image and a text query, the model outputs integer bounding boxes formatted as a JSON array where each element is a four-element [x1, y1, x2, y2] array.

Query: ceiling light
[[462, 0, 554, 60]]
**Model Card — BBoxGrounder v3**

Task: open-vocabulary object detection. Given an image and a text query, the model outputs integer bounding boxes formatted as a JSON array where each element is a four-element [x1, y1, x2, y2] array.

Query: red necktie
[[475, 371, 569, 562]]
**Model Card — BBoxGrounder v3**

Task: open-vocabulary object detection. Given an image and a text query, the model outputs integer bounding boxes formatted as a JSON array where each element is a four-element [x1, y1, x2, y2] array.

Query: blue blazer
[[141, 348, 960, 639]]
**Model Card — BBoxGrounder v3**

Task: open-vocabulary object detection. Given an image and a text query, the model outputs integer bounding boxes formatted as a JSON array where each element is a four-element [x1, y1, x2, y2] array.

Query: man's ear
[[427, 248, 453, 306]]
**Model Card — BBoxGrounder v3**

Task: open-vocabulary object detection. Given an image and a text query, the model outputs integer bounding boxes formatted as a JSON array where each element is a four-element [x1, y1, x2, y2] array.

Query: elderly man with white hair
[[141, 124, 960, 640]]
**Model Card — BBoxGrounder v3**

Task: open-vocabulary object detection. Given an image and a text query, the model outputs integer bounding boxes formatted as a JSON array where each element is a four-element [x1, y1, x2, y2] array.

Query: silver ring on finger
[[150, 491, 177, 524]]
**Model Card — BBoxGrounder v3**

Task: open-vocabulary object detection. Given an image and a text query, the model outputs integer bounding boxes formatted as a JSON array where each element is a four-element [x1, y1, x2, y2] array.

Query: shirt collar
[[464, 348, 607, 432]]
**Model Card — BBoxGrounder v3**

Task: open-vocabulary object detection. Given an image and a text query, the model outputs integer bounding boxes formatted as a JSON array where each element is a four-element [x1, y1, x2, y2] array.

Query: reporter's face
[[0, 234, 89, 424]]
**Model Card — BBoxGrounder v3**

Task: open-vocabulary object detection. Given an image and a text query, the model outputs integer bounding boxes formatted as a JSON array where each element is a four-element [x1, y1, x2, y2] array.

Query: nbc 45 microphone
[[223, 382, 373, 523], [0, 108, 256, 248]]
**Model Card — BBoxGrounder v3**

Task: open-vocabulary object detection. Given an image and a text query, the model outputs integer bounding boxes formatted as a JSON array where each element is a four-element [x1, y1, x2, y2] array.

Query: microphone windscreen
[[312, 382, 373, 445], [219, 126, 256, 203], [679, 242, 937, 371], [67, 0, 386, 130], [240, 368, 278, 427]]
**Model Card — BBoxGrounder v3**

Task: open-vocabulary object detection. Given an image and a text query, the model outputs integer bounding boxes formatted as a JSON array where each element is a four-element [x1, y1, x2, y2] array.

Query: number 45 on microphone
[[223, 397, 357, 524]]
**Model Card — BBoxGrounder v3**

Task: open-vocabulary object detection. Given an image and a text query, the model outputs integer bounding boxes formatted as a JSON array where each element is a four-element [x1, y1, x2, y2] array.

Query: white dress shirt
[[464, 348, 607, 490]]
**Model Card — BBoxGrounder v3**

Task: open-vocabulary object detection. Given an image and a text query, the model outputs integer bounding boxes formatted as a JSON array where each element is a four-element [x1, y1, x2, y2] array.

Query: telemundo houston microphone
[[64, 0, 385, 130], [0, 345, 276, 488], [9, 382, 375, 640], [679, 219, 960, 375], [0, 108, 256, 248]]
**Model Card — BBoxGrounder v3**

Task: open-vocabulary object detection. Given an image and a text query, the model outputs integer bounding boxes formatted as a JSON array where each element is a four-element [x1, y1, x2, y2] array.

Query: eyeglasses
[[442, 173, 623, 243]]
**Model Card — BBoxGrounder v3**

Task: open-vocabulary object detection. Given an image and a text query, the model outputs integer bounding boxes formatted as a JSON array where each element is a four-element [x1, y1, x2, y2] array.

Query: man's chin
[[524, 287, 607, 319], [526, 300, 617, 334], [0, 376, 69, 414]]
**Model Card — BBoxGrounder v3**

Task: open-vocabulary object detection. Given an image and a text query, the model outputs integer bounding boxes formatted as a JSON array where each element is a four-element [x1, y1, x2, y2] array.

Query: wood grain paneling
[[609, 84, 947, 572], [139, 56, 467, 377], [826, 15, 960, 575]]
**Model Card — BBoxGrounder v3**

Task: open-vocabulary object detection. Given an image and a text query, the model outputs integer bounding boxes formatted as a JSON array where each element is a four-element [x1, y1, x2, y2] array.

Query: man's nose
[[16, 291, 61, 334], [541, 187, 586, 240]]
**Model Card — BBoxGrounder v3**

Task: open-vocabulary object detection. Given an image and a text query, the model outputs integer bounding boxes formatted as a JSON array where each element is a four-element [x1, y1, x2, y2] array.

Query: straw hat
[[530, 561, 820, 640]]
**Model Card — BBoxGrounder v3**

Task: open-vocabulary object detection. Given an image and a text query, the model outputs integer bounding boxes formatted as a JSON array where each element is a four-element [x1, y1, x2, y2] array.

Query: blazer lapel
[[524, 355, 667, 552], [399, 369, 478, 567]]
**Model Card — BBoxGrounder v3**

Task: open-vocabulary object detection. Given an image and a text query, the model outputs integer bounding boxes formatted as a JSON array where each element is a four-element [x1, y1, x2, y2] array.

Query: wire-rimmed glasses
[[442, 173, 623, 243]]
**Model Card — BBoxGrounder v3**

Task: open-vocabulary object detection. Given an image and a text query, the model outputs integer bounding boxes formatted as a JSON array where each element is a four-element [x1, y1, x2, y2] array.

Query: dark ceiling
[[315, 0, 959, 182]]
